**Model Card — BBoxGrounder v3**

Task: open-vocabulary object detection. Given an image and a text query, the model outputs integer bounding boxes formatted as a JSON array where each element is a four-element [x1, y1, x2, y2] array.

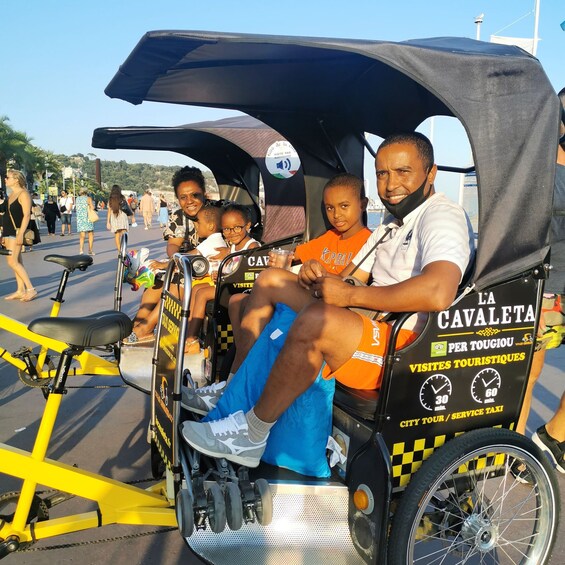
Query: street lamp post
[[475, 13, 484, 41]]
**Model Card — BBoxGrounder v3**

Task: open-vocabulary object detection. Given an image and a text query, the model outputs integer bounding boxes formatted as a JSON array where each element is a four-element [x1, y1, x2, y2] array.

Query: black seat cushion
[[28, 310, 132, 348], [333, 381, 379, 421]]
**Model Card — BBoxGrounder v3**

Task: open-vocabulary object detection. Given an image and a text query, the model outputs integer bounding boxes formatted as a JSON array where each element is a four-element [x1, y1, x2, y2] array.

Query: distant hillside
[[58, 154, 219, 197]]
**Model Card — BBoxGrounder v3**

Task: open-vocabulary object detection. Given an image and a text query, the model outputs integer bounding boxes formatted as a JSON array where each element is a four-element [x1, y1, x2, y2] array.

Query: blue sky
[[1, 1, 563, 200]]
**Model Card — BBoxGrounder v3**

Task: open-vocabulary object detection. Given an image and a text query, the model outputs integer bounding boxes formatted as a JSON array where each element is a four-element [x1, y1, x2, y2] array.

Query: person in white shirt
[[59, 190, 74, 236], [181, 132, 475, 468]]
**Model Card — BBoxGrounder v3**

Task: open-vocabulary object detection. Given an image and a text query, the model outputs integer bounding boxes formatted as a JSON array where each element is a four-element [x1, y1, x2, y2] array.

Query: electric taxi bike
[[0, 235, 130, 388], [1, 32, 563, 564]]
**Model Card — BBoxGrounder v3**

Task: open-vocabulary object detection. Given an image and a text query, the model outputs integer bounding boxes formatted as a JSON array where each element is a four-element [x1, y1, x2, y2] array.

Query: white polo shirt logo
[[401, 229, 413, 250]]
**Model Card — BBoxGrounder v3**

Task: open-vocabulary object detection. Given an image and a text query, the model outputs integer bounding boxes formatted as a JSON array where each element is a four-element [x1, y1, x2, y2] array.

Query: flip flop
[[184, 339, 201, 355], [122, 332, 155, 345]]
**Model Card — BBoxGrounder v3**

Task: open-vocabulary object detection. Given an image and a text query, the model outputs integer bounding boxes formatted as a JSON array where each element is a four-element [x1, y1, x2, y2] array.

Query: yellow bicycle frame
[[0, 389, 175, 545], [0, 312, 120, 379]]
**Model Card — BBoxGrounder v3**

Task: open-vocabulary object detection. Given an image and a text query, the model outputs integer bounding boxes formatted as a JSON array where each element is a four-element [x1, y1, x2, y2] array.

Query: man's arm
[[315, 260, 461, 313]]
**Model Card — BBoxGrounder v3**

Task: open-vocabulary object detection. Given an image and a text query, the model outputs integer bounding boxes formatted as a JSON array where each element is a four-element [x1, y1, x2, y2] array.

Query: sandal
[[184, 339, 201, 355], [122, 331, 155, 345], [20, 288, 38, 302], [4, 291, 25, 301]]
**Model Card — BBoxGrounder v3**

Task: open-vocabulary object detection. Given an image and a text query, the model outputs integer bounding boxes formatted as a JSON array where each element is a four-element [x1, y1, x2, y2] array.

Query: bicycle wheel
[[388, 428, 560, 565]]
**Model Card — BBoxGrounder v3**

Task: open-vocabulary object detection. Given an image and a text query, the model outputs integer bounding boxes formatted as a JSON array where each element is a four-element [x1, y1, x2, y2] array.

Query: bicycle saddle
[[28, 310, 133, 348], [44, 254, 94, 271]]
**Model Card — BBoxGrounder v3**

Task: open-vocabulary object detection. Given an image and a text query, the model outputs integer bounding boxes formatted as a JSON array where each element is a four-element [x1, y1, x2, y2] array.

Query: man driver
[[182, 132, 475, 468]]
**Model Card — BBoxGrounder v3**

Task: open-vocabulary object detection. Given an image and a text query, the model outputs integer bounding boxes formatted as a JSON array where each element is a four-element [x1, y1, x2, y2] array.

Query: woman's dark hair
[[108, 185, 123, 217], [222, 203, 252, 224], [171, 166, 206, 197]]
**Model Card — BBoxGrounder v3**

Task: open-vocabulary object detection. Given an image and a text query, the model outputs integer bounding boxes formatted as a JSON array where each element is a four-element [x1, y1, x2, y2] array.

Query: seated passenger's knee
[[255, 266, 294, 289]]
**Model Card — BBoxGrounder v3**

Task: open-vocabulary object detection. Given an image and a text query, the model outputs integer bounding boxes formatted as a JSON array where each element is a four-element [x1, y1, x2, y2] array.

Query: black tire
[[225, 482, 243, 531], [253, 478, 273, 526], [176, 489, 194, 538], [207, 483, 226, 533], [150, 440, 165, 479], [388, 428, 560, 565]]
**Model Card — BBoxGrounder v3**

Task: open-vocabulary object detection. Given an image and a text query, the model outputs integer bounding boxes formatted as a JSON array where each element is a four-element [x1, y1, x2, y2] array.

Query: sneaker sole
[[532, 432, 565, 474], [180, 402, 209, 416], [181, 427, 261, 468]]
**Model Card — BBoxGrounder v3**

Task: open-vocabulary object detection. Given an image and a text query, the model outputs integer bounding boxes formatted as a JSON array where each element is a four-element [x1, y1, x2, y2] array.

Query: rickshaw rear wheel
[[176, 489, 194, 538], [207, 483, 226, 533], [253, 478, 273, 526], [388, 428, 560, 565], [225, 482, 243, 530]]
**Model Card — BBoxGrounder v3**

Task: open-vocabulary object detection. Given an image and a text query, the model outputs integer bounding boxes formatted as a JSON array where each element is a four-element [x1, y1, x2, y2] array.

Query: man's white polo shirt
[[353, 192, 475, 332]]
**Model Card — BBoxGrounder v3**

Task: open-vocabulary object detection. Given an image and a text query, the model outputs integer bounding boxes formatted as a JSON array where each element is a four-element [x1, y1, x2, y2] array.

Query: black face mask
[[382, 175, 432, 220]]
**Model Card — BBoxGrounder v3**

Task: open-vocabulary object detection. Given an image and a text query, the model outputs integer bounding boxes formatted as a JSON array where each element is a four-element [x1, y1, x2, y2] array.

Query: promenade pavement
[[0, 211, 563, 564]]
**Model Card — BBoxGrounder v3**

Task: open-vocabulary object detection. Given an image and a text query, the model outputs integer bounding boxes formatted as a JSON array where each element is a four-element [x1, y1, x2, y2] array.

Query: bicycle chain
[[17, 526, 177, 553], [3, 478, 175, 553]]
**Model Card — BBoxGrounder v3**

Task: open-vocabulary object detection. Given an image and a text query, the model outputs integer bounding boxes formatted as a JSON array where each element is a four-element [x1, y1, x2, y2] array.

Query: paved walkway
[[0, 212, 563, 563]]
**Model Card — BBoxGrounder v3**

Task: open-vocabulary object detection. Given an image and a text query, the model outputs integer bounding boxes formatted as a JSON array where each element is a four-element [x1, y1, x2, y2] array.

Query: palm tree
[[0, 116, 34, 191]]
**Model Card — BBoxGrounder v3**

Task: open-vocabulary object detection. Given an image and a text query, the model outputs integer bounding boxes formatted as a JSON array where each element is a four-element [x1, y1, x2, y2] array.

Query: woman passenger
[[124, 166, 210, 343]]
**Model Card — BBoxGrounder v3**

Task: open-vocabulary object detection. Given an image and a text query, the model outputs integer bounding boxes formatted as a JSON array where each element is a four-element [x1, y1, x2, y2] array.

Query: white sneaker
[[131, 222, 137, 227], [181, 411, 267, 468], [181, 381, 226, 415]]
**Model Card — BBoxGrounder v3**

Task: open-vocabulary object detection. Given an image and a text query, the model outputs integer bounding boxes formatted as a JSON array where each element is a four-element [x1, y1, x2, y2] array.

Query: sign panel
[[381, 276, 538, 490], [153, 292, 181, 470]]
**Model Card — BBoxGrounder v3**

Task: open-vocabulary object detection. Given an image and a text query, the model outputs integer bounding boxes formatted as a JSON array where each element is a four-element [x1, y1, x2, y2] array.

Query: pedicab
[[93, 116, 308, 389], [0, 32, 561, 564]]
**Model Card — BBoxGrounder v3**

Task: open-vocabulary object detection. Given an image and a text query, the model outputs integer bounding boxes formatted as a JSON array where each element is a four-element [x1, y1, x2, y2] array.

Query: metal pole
[[474, 14, 484, 41], [532, 0, 540, 56]]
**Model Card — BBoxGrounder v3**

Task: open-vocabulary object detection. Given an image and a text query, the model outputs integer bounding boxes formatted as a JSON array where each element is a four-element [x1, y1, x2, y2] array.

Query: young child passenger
[[182, 173, 372, 411], [227, 173, 371, 360], [290, 173, 371, 272], [185, 204, 260, 354]]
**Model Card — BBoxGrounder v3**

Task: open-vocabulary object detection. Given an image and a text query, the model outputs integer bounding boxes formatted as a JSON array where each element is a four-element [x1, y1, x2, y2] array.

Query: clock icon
[[471, 368, 501, 404], [419, 374, 452, 412]]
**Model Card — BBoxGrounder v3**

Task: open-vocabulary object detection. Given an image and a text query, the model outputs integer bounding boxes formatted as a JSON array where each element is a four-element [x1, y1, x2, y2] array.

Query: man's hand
[[311, 276, 355, 307]]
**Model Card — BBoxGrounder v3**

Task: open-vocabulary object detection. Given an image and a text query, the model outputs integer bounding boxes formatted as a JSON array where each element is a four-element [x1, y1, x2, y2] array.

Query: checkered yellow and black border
[[390, 426, 507, 490], [391, 435, 447, 489], [217, 323, 234, 352]]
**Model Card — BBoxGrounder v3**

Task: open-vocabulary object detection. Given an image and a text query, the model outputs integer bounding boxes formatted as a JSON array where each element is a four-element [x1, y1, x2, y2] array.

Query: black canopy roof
[[92, 116, 306, 242], [105, 31, 560, 289]]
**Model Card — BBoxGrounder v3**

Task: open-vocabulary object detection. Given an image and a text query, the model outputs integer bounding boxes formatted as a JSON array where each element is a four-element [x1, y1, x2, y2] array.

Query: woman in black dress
[[2, 169, 36, 301]]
